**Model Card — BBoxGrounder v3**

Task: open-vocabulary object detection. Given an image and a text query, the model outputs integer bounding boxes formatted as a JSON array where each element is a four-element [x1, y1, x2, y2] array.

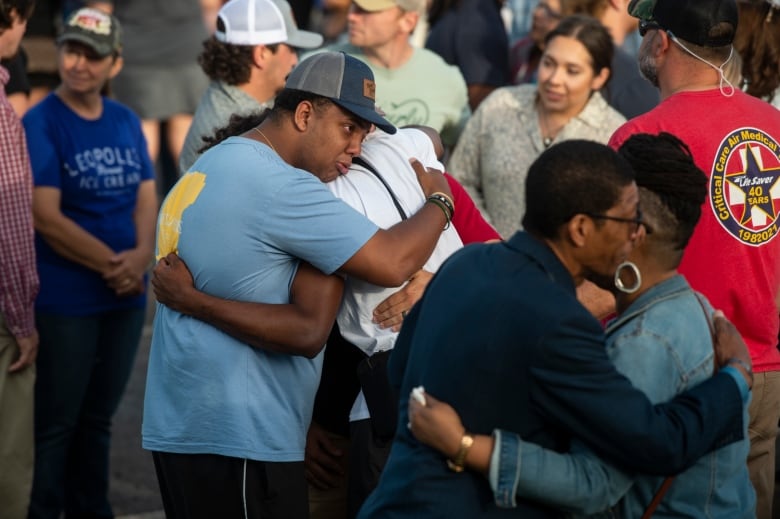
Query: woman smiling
[[22, 7, 156, 518], [449, 15, 626, 239]]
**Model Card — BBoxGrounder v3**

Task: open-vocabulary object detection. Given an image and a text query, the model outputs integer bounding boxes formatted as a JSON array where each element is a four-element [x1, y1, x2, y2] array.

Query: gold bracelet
[[446, 432, 474, 473]]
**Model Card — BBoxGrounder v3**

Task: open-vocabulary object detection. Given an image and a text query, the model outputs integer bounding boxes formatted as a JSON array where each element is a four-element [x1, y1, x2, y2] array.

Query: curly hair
[[198, 36, 279, 85], [0, 0, 34, 31], [734, 1, 780, 103], [197, 89, 334, 153]]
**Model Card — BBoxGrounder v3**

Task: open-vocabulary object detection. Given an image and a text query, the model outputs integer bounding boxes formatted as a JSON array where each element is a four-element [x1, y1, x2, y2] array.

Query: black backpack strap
[[352, 156, 408, 220]]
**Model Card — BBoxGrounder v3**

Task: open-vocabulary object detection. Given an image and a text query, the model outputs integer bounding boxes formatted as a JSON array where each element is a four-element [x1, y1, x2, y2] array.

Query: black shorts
[[152, 451, 308, 519]]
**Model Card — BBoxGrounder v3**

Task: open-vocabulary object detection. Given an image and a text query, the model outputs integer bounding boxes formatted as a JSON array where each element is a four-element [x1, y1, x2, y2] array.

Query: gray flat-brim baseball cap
[[286, 52, 396, 134]]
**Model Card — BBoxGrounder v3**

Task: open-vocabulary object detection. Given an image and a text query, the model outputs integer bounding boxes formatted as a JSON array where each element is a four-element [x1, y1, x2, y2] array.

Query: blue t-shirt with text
[[23, 93, 154, 315]]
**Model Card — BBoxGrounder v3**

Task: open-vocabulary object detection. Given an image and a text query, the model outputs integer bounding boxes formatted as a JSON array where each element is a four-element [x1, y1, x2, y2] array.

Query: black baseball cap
[[628, 0, 737, 47], [58, 7, 122, 57]]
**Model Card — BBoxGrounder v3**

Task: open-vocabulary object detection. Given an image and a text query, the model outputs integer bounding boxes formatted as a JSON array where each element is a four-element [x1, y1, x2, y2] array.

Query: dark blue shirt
[[426, 0, 509, 88], [358, 232, 744, 518], [602, 47, 660, 120]]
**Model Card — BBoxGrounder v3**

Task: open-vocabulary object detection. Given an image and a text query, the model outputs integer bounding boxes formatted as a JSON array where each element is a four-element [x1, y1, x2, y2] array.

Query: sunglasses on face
[[627, 0, 657, 20]]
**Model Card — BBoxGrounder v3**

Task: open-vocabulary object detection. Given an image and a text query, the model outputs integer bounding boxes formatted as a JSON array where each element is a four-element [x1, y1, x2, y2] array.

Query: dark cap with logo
[[285, 52, 396, 134], [58, 7, 122, 57], [629, 0, 737, 47]]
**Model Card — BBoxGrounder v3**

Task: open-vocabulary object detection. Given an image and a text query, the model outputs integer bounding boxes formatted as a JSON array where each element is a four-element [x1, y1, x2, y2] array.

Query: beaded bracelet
[[426, 197, 452, 229], [429, 191, 455, 218]]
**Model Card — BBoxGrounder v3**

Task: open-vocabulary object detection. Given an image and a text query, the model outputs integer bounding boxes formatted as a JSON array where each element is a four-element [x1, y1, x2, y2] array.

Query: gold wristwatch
[[447, 432, 474, 473]]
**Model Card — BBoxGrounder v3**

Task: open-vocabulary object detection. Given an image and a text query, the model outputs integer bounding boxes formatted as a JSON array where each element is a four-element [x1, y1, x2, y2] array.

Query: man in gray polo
[[178, 0, 322, 174]]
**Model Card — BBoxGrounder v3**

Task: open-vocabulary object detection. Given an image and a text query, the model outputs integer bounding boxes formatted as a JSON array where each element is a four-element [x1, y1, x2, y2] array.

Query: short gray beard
[[639, 52, 659, 88]]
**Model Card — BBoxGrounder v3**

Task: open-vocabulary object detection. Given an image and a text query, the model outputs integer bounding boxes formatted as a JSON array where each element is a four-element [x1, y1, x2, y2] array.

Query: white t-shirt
[[328, 128, 463, 421]]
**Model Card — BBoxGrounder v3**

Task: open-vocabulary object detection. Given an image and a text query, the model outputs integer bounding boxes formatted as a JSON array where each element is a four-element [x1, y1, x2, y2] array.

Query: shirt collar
[[607, 274, 691, 332], [0, 65, 9, 88], [505, 231, 576, 294]]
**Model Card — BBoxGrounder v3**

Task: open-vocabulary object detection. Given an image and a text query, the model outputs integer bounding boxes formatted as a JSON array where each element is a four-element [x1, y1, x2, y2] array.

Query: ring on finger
[[401, 310, 408, 318]]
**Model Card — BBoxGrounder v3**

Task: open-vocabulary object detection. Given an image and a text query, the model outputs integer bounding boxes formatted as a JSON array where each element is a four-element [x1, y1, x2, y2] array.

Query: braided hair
[[617, 132, 707, 259], [197, 111, 269, 154]]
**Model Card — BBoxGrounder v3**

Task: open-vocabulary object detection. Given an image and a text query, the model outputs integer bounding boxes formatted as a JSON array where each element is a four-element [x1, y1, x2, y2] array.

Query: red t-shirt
[[445, 173, 502, 244], [610, 89, 780, 372]]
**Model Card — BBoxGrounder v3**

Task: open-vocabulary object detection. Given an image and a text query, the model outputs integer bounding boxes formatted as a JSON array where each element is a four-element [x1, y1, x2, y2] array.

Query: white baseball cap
[[216, 0, 323, 48]]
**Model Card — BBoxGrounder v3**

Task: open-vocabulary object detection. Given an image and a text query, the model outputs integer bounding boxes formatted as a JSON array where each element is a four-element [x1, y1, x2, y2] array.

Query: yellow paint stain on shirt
[[156, 172, 206, 259]]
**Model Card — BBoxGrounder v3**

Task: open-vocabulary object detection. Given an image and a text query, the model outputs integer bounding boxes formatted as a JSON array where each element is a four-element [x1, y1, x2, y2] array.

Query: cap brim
[[286, 30, 324, 49], [56, 34, 114, 57], [353, 0, 397, 12], [332, 98, 396, 134]]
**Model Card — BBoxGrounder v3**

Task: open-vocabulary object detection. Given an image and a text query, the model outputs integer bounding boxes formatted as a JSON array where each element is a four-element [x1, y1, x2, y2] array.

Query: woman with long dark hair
[[449, 14, 625, 238]]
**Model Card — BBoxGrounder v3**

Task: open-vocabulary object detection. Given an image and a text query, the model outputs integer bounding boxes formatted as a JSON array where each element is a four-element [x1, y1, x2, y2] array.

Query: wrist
[[725, 357, 753, 389], [426, 192, 455, 230], [447, 431, 474, 473]]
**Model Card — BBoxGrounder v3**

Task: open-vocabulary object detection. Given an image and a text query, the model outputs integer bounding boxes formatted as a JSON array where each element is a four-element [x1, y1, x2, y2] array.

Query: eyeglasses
[[535, 2, 562, 19], [583, 209, 653, 235], [638, 19, 664, 37]]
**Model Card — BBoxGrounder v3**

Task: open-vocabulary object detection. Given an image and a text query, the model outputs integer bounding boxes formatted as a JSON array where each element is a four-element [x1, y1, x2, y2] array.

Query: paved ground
[[110, 299, 164, 518], [108, 299, 780, 518]]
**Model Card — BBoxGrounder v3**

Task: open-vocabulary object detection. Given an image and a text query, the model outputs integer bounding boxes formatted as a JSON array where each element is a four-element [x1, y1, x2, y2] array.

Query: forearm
[[182, 291, 332, 357], [36, 214, 116, 274], [533, 317, 747, 476], [0, 204, 38, 337], [383, 203, 447, 283], [463, 434, 493, 475], [536, 367, 744, 475], [344, 203, 448, 287], [488, 431, 632, 512]]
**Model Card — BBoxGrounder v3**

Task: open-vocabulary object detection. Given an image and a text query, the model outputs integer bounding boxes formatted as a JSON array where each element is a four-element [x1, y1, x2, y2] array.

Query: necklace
[[537, 103, 565, 148], [253, 127, 277, 154]]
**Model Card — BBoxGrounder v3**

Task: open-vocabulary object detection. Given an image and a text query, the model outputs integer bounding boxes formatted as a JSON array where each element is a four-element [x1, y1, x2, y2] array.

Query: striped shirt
[[0, 65, 38, 337]]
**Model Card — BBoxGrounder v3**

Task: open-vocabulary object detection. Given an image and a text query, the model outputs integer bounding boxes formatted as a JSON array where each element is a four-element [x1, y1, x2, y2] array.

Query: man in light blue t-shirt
[[143, 51, 455, 519]]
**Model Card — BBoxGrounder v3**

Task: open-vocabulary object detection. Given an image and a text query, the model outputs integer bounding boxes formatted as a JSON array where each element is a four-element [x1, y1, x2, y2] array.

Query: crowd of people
[[1, 0, 780, 518]]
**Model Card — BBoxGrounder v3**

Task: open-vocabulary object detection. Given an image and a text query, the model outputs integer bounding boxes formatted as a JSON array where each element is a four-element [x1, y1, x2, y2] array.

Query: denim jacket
[[489, 275, 755, 517]]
